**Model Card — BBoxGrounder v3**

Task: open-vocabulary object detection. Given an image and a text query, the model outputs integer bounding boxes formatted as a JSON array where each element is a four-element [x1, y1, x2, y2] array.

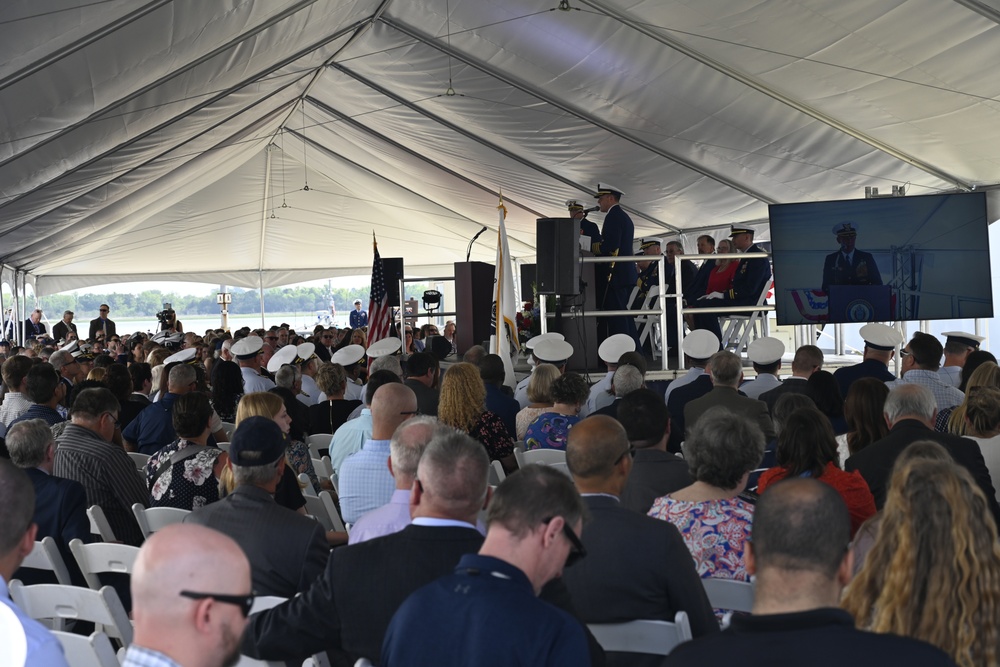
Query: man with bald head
[[349, 416, 448, 544], [338, 382, 418, 524], [122, 524, 252, 667], [562, 416, 717, 662], [243, 430, 491, 666], [663, 479, 952, 666]]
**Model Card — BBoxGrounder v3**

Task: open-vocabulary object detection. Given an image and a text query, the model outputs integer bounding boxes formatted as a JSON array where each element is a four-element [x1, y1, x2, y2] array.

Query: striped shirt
[[53, 423, 148, 546]]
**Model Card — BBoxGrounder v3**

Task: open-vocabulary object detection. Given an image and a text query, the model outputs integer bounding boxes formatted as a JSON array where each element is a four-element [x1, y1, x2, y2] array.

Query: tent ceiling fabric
[[2, 0, 999, 295]]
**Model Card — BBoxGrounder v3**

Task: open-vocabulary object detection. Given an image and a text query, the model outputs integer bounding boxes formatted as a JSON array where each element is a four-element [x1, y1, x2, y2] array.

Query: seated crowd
[[0, 318, 998, 667]]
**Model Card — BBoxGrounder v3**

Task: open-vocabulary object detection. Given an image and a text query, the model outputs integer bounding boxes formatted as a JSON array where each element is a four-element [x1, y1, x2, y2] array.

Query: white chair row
[[304, 491, 348, 533], [513, 448, 567, 468], [588, 612, 692, 656], [132, 503, 190, 539], [9, 580, 133, 646], [307, 433, 333, 460]]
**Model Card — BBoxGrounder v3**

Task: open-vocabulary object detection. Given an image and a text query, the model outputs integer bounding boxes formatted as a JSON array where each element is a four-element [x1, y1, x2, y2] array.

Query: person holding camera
[[158, 304, 184, 333]]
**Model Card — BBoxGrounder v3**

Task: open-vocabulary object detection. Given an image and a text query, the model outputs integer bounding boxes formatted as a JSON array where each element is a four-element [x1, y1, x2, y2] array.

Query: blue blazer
[[16, 468, 92, 586], [598, 205, 638, 289]]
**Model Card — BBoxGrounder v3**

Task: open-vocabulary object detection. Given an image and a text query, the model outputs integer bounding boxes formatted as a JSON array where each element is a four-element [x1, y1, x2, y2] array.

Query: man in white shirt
[[232, 336, 275, 393]]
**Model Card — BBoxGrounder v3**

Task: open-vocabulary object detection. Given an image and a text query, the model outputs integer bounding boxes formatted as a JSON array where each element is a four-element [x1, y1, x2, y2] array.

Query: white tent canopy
[[2, 0, 1000, 296]]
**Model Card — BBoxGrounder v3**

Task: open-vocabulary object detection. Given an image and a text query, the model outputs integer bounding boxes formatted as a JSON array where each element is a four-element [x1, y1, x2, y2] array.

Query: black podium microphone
[[466, 225, 489, 262]]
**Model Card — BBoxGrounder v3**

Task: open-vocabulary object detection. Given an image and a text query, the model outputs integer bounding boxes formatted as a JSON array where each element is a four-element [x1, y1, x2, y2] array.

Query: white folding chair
[[9, 581, 133, 646], [52, 630, 120, 667], [720, 278, 773, 355], [548, 461, 572, 478], [69, 539, 140, 592], [520, 449, 567, 466], [298, 472, 318, 497], [701, 577, 755, 613], [86, 506, 117, 542], [488, 460, 506, 485], [588, 613, 692, 656], [307, 433, 333, 459], [220, 422, 237, 440], [19, 537, 72, 585], [127, 452, 150, 472], [312, 456, 333, 479], [132, 503, 190, 539], [320, 491, 347, 533]]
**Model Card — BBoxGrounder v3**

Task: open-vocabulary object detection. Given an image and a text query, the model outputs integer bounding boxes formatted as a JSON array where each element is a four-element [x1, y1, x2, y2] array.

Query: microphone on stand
[[584, 206, 600, 213], [466, 226, 489, 262]]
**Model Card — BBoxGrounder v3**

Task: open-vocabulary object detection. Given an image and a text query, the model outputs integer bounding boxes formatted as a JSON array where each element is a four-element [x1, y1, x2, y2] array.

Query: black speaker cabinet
[[535, 218, 580, 295], [454, 261, 495, 356], [382, 257, 404, 307]]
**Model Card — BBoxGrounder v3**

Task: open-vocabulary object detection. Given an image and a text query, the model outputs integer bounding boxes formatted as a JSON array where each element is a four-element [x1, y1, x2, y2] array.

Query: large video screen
[[769, 192, 992, 325]]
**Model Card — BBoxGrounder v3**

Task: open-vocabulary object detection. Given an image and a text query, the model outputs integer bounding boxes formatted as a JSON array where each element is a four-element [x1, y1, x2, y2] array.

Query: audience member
[[957, 349, 997, 392], [514, 336, 572, 408], [9, 362, 66, 428], [843, 458, 1000, 667], [833, 323, 902, 397], [887, 332, 963, 411], [479, 354, 519, 438], [233, 336, 275, 393], [664, 478, 953, 667], [664, 330, 719, 453], [438, 362, 514, 470], [582, 334, 636, 417], [123, 363, 198, 455], [940, 361, 1000, 434], [243, 430, 491, 666], [53, 387, 147, 546], [0, 355, 33, 425], [739, 336, 785, 399], [591, 363, 644, 420], [0, 459, 69, 666], [402, 351, 440, 417], [339, 383, 418, 523], [759, 344, 823, 414], [209, 360, 243, 423], [328, 370, 400, 475], [838, 377, 889, 462], [757, 407, 875, 537], [525, 372, 590, 451], [121, 524, 252, 667], [806, 370, 848, 434], [959, 386, 1000, 502], [381, 465, 590, 666], [563, 416, 718, 658], [184, 416, 327, 597], [307, 362, 360, 437], [516, 362, 560, 440], [618, 388, 692, 514], [937, 331, 984, 388], [684, 351, 775, 441]]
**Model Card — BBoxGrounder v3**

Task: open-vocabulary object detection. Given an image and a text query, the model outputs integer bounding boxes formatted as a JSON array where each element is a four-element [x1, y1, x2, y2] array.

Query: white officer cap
[[594, 183, 625, 198], [941, 331, 984, 349], [832, 222, 859, 237], [598, 334, 636, 364], [266, 344, 298, 373], [367, 337, 402, 358], [747, 337, 785, 365], [231, 336, 264, 359], [682, 330, 720, 360], [525, 332, 565, 351], [533, 339, 575, 365], [332, 344, 366, 367], [859, 323, 903, 351], [164, 348, 198, 365]]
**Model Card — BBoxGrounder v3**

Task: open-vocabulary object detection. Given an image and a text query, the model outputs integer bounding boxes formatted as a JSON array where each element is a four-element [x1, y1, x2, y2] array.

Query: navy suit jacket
[[833, 359, 895, 399], [666, 375, 714, 454], [845, 419, 1000, 524], [599, 204, 638, 289], [721, 243, 770, 306], [16, 468, 92, 586]]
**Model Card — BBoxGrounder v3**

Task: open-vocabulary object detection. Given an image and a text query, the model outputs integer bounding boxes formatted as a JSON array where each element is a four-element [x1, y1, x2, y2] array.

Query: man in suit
[[619, 389, 693, 514], [480, 354, 518, 437], [821, 222, 882, 294], [184, 416, 328, 598], [685, 351, 775, 442], [665, 331, 720, 454], [689, 225, 771, 342], [832, 323, 901, 398], [241, 429, 492, 666], [23, 308, 48, 341], [51, 310, 78, 343], [594, 182, 639, 343], [663, 478, 953, 667], [845, 383, 1000, 524], [7, 418, 91, 586], [403, 351, 440, 417], [563, 415, 718, 663], [88, 304, 116, 341], [760, 344, 824, 414]]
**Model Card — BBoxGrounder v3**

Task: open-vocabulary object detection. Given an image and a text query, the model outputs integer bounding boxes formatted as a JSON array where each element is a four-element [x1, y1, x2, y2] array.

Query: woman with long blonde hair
[[944, 361, 1000, 435], [842, 457, 1000, 667], [438, 362, 515, 471]]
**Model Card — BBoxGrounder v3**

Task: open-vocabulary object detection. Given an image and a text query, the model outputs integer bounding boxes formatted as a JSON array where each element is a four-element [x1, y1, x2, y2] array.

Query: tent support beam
[[381, 16, 776, 207], [951, 0, 1000, 26], [577, 0, 972, 192], [329, 64, 678, 233]]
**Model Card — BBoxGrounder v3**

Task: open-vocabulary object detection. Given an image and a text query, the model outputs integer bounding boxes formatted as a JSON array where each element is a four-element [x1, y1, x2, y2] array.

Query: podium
[[454, 261, 495, 355], [828, 285, 892, 322]]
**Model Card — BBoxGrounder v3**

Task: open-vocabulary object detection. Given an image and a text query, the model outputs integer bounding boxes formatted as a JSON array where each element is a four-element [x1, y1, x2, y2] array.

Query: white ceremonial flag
[[490, 194, 519, 390]]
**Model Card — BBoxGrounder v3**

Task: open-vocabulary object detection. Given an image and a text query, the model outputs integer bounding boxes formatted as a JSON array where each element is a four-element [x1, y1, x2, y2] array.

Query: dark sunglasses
[[179, 590, 255, 617], [544, 517, 586, 567], [614, 446, 636, 465]]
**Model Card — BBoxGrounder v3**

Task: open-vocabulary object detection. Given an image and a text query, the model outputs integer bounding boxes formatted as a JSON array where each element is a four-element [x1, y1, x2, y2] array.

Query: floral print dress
[[146, 439, 224, 510]]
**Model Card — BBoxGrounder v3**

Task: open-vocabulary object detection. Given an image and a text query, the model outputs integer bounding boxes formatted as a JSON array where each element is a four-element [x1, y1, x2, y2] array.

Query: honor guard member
[[581, 334, 636, 418], [692, 225, 771, 343], [821, 222, 882, 294], [566, 199, 601, 251], [332, 344, 367, 402], [740, 337, 786, 400], [513, 333, 566, 409], [594, 183, 639, 344], [832, 323, 903, 398], [232, 335, 276, 393], [938, 331, 985, 388]]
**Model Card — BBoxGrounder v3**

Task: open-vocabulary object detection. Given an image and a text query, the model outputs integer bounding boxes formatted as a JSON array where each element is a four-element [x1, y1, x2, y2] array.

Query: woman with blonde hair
[[236, 392, 318, 492], [943, 361, 1000, 435], [962, 386, 1000, 502], [438, 362, 515, 470], [515, 363, 560, 440], [842, 457, 1000, 667], [350, 328, 368, 349]]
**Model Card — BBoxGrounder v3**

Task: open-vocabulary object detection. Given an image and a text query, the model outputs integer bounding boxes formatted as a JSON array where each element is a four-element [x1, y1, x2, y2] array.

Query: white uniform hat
[[60, 340, 82, 359], [267, 344, 298, 373], [594, 183, 625, 198], [747, 337, 785, 365], [231, 336, 264, 359], [599, 334, 636, 364], [533, 339, 575, 364], [682, 330, 720, 360], [296, 342, 318, 362], [941, 331, 985, 349], [367, 337, 402, 358], [525, 332, 565, 351], [859, 323, 903, 351], [332, 344, 366, 367], [164, 348, 198, 365]]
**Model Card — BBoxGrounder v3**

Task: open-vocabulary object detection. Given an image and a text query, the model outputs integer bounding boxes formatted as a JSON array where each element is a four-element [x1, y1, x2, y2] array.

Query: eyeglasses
[[322, 335, 334, 340], [614, 446, 636, 465], [900, 349, 912, 359], [544, 516, 586, 567], [179, 590, 255, 617], [101, 411, 121, 428]]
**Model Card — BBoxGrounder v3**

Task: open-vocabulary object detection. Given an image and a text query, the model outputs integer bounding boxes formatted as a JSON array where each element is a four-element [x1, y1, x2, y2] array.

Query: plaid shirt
[[887, 369, 965, 411], [0, 392, 32, 426], [121, 645, 181, 667]]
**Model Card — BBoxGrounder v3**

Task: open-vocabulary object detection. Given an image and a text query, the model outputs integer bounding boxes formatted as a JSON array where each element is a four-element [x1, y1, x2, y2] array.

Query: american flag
[[367, 233, 392, 347]]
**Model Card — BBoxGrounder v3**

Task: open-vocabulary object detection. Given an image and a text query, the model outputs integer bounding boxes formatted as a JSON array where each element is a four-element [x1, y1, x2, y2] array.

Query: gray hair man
[[684, 351, 775, 442]]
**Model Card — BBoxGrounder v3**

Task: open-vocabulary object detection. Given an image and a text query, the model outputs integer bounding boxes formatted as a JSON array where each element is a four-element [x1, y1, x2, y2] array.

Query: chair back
[[9, 581, 133, 646], [488, 460, 506, 485], [320, 491, 347, 533], [69, 539, 140, 591], [52, 630, 120, 667], [127, 452, 150, 472], [298, 472, 317, 497], [86, 506, 117, 542], [588, 613, 692, 656], [701, 577, 755, 613], [19, 537, 72, 585], [132, 503, 190, 539], [521, 449, 567, 466], [306, 433, 333, 459]]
